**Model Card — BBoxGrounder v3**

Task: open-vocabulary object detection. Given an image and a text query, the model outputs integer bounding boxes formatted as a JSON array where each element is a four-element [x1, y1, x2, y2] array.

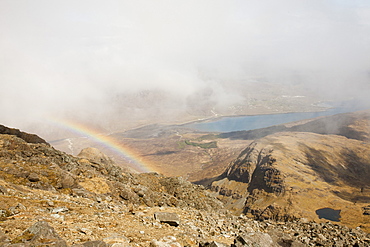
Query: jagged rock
[[199, 241, 230, 247], [154, 212, 180, 226], [233, 232, 275, 247], [11, 221, 67, 246], [51, 207, 69, 214], [58, 172, 76, 189], [27, 173, 40, 182], [210, 242, 229, 247], [0, 209, 12, 220], [150, 236, 181, 247], [119, 186, 139, 202], [268, 229, 305, 247], [0, 124, 49, 145], [8, 203, 27, 215], [362, 205, 370, 215], [158, 176, 223, 211], [72, 188, 91, 197], [77, 227, 92, 235], [255, 203, 295, 222], [0, 185, 8, 195], [78, 147, 115, 167]]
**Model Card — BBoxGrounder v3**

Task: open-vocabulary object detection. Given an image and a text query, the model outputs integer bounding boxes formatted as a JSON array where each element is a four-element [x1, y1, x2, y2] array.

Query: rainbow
[[47, 117, 157, 173]]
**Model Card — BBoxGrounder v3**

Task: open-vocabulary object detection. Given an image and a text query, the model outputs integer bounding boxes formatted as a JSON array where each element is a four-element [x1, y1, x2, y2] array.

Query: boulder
[[78, 147, 115, 167], [27, 173, 40, 182], [233, 232, 275, 247], [154, 212, 180, 226], [59, 172, 76, 189], [11, 221, 67, 247]]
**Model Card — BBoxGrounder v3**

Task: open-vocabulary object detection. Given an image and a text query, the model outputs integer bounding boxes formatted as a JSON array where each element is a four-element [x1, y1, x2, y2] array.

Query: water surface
[[185, 102, 366, 133], [316, 208, 341, 222]]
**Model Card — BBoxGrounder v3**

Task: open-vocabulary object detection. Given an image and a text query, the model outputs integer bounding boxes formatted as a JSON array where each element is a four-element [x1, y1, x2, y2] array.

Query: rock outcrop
[[11, 221, 67, 246], [0, 124, 49, 145], [77, 147, 115, 167]]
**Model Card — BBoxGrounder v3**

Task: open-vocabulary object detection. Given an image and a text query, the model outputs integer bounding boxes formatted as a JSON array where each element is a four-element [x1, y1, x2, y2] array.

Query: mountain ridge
[[204, 110, 370, 233]]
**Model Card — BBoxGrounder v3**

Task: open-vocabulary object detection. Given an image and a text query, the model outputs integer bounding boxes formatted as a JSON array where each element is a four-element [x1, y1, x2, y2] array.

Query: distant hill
[[218, 110, 370, 141]]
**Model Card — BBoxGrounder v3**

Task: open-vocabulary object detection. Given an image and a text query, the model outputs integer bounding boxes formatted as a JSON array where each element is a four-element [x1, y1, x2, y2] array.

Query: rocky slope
[[207, 110, 370, 234], [50, 127, 250, 181], [0, 124, 369, 246]]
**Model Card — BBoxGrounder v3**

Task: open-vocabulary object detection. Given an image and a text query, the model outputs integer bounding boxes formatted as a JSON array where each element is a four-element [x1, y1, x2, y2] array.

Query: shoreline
[[115, 106, 335, 136], [174, 107, 330, 127], [165, 98, 369, 128]]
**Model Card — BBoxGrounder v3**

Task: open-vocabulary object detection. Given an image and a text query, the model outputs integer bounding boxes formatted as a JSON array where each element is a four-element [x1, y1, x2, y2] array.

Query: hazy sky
[[1, 0, 370, 130]]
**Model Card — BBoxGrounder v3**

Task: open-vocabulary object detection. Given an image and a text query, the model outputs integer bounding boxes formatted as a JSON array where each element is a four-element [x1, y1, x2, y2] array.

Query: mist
[[1, 0, 370, 137]]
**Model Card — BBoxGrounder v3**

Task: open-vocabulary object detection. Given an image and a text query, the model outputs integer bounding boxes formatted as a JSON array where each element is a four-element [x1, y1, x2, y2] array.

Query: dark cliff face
[[0, 124, 49, 145], [224, 144, 258, 184], [223, 142, 285, 196]]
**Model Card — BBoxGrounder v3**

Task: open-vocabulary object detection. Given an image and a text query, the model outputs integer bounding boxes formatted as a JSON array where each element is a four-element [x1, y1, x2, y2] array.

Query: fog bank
[[1, 0, 370, 136]]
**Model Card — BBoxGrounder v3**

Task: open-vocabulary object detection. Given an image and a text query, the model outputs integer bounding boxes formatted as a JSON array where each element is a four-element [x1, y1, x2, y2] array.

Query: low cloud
[[1, 0, 369, 135]]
